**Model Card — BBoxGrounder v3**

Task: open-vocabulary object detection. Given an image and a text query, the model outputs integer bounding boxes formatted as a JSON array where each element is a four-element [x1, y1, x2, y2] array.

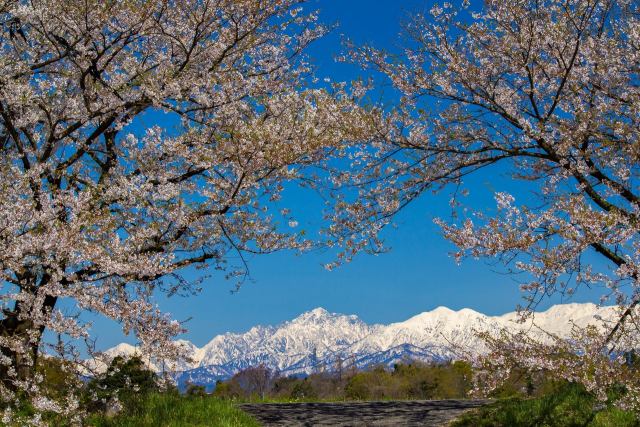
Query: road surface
[[238, 399, 490, 426]]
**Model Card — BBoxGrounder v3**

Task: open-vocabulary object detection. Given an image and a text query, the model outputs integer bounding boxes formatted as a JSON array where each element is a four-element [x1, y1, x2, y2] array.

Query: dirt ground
[[238, 399, 490, 426]]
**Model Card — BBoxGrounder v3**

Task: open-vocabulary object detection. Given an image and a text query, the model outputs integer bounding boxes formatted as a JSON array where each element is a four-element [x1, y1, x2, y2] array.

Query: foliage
[[213, 360, 474, 402], [337, 0, 640, 413], [86, 392, 259, 427], [472, 326, 640, 411], [84, 355, 159, 415], [452, 382, 639, 427], [0, 0, 374, 422], [0, 357, 83, 426], [341, 361, 473, 401], [344, 372, 375, 400], [35, 357, 83, 405], [185, 384, 208, 397], [289, 379, 318, 400], [212, 380, 241, 401], [212, 364, 276, 400]]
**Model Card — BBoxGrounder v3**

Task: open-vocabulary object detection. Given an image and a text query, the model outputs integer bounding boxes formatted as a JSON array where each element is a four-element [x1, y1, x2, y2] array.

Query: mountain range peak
[[309, 307, 330, 315], [294, 307, 332, 320]]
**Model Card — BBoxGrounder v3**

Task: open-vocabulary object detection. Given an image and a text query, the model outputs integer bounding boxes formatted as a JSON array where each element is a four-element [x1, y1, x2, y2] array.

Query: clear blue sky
[[90, 0, 607, 349]]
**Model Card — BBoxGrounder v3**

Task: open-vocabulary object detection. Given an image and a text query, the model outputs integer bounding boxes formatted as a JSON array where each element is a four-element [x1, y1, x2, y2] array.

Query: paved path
[[238, 400, 490, 426]]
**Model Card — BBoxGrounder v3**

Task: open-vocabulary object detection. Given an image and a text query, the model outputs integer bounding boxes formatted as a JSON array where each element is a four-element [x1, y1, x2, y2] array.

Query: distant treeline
[[190, 359, 551, 402], [32, 355, 568, 407]]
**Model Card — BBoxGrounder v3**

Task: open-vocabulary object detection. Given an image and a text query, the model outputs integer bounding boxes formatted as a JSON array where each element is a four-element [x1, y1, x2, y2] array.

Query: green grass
[[451, 383, 639, 427], [86, 393, 260, 427]]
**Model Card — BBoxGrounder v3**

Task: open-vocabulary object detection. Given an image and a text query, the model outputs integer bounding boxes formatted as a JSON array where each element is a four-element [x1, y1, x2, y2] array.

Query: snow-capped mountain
[[346, 303, 616, 359], [195, 308, 377, 371], [101, 303, 618, 389]]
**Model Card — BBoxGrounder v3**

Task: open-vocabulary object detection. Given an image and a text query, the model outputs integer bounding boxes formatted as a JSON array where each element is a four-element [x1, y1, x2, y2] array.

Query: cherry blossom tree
[[471, 325, 640, 411], [0, 0, 374, 422], [337, 0, 640, 407]]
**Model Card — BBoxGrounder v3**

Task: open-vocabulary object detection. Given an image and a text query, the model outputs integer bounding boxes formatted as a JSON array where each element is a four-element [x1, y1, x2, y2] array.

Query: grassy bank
[[87, 393, 259, 427], [452, 382, 639, 427]]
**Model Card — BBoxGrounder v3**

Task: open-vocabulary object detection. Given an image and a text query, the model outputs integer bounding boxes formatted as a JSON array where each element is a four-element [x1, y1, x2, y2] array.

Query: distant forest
[[201, 360, 555, 402]]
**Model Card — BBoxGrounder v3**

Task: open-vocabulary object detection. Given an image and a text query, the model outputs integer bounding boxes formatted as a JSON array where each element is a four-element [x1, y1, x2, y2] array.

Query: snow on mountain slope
[[99, 303, 619, 386], [499, 303, 618, 336], [346, 307, 497, 358], [348, 304, 619, 359], [195, 307, 378, 372], [104, 343, 139, 358]]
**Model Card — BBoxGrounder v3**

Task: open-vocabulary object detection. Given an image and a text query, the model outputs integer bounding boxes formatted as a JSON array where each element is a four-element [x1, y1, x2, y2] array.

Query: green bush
[[84, 356, 158, 414], [344, 373, 372, 400], [290, 379, 317, 400], [212, 380, 241, 400], [185, 384, 208, 397]]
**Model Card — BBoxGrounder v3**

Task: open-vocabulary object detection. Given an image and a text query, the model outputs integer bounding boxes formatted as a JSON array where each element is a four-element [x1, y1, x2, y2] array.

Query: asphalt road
[[238, 399, 491, 426]]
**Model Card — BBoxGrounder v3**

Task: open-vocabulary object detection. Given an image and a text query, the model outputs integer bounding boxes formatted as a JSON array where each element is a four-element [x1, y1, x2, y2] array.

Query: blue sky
[[90, 0, 608, 349]]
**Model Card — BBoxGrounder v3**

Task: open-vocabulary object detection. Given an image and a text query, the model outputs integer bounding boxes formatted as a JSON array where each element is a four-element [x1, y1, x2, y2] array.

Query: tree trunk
[[0, 293, 57, 391]]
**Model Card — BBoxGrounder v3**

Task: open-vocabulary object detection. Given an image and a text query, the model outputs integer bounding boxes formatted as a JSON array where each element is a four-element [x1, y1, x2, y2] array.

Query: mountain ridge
[[100, 303, 618, 389]]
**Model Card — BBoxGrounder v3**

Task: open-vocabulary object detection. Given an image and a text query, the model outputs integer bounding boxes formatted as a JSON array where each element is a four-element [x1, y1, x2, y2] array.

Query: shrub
[[344, 373, 372, 400], [185, 384, 208, 397], [452, 382, 640, 427], [84, 356, 158, 413], [290, 379, 317, 400]]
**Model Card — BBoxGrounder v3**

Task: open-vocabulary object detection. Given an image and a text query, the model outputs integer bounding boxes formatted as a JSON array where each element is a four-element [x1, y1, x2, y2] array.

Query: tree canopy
[[336, 0, 640, 411], [0, 0, 374, 422]]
